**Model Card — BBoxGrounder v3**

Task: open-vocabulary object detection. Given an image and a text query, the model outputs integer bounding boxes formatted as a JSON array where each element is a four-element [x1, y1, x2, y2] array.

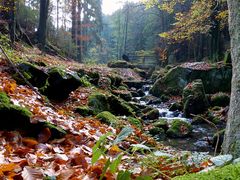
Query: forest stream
[[133, 84, 222, 154]]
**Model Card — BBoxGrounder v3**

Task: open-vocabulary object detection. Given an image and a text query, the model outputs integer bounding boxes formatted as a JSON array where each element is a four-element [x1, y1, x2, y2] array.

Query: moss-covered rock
[[108, 74, 123, 88], [88, 92, 109, 114], [0, 103, 32, 130], [88, 92, 134, 116], [0, 92, 11, 104], [153, 118, 168, 131], [75, 106, 94, 116], [169, 102, 183, 111], [211, 93, 230, 107], [107, 95, 134, 116], [128, 117, 142, 129], [142, 108, 159, 120], [173, 163, 240, 180], [14, 62, 49, 88], [183, 79, 209, 117], [98, 77, 112, 90], [111, 90, 132, 101], [96, 111, 118, 125], [149, 127, 165, 137], [166, 119, 192, 138], [79, 76, 92, 87], [42, 67, 82, 101], [150, 63, 232, 97]]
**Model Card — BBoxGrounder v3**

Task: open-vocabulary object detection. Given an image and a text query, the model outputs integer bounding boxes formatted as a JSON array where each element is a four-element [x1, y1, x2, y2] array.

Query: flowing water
[[134, 84, 216, 153]]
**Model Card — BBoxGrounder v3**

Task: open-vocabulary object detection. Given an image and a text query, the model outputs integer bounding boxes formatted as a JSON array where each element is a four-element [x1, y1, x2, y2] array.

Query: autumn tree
[[222, 1, 240, 158]]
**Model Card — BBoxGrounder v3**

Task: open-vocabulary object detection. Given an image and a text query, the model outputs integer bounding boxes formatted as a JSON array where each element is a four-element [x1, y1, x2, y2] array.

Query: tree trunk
[[37, 0, 49, 49], [222, 0, 240, 158], [76, 0, 82, 62]]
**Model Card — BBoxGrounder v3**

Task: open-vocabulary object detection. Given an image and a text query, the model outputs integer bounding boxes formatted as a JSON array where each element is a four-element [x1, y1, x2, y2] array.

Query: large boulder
[[88, 92, 134, 116], [14, 62, 49, 88], [211, 93, 230, 107], [42, 67, 82, 101], [183, 79, 209, 117], [150, 62, 232, 97], [166, 119, 192, 138]]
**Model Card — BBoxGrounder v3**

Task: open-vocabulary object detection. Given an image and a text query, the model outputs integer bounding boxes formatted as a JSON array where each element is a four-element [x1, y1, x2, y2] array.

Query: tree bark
[[37, 0, 49, 49], [223, 0, 240, 158]]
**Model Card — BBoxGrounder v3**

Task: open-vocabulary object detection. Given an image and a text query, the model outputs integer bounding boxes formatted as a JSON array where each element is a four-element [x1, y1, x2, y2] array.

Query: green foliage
[[91, 127, 133, 179], [173, 163, 240, 180], [0, 92, 11, 104], [96, 111, 118, 125]]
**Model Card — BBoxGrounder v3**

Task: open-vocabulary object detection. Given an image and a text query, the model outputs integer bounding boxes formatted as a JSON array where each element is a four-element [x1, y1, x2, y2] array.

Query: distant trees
[[142, 0, 229, 63]]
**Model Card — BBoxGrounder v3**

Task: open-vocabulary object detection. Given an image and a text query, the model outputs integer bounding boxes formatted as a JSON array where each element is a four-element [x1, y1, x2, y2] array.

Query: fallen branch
[[191, 114, 220, 156]]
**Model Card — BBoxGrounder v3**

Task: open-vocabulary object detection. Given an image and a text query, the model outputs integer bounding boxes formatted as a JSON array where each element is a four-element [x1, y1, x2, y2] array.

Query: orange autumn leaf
[[22, 138, 38, 148], [108, 145, 121, 156], [3, 81, 16, 94], [38, 128, 51, 143], [0, 163, 16, 173]]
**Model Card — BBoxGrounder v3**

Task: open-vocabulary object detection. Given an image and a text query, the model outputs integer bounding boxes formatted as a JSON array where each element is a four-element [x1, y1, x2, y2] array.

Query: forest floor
[[0, 43, 236, 179]]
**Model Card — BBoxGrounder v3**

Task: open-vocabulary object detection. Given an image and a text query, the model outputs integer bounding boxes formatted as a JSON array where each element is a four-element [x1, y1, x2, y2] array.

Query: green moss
[[128, 117, 142, 128], [96, 111, 118, 125], [153, 119, 168, 131], [0, 103, 32, 130], [80, 76, 92, 87], [48, 67, 66, 77], [149, 127, 165, 136], [75, 106, 94, 116], [0, 92, 11, 104], [173, 163, 240, 180], [211, 93, 230, 107], [166, 119, 192, 138], [118, 86, 128, 91], [88, 92, 109, 114]]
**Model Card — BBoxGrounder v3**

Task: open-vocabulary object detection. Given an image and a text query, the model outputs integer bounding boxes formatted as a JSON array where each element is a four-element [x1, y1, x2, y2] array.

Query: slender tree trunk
[[76, 0, 82, 62], [223, 0, 240, 158], [8, 0, 15, 44], [37, 0, 49, 49], [71, 0, 77, 46]]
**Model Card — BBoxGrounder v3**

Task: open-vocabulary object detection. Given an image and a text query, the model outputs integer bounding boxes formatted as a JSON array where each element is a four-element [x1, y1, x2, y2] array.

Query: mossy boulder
[[112, 90, 132, 101], [153, 118, 168, 131], [149, 127, 165, 137], [166, 119, 192, 138], [107, 95, 134, 116], [98, 77, 112, 90], [108, 60, 135, 69], [14, 62, 48, 88], [75, 106, 94, 116], [88, 92, 109, 114], [183, 79, 209, 117], [169, 102, 183, 111], [42, 67, 82, 101], [142, 108, 159, 120], [211, 93, 230, 107], [88, 92, 134, 116], [96, 111, 118, 125], [0, 103, 32, 130], [128, 117, 142, 129], [150, 63, 232, 97], [79, 76, 92, 87], [108, 74, 123, 88]]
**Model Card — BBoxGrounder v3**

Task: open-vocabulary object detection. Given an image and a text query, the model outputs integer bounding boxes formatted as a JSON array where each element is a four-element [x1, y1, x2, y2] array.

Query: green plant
[[91, 126, 133, 179]]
